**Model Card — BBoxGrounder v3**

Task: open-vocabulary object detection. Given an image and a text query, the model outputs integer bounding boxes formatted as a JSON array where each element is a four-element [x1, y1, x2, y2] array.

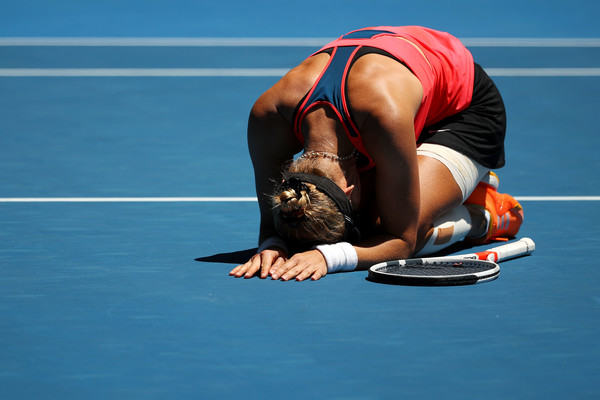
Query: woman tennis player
[[230, 26, 524, 281]]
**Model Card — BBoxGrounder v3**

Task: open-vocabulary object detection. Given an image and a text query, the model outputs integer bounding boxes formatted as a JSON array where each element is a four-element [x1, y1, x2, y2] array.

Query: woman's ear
[[342, 184, 355, 198]]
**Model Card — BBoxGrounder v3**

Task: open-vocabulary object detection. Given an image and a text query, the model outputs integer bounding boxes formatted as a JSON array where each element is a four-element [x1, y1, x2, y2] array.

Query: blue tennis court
[[1, 1, 599, 399]]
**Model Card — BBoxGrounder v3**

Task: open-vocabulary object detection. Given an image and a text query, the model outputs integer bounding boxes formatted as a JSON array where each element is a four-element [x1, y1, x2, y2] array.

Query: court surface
[[1, 1, 599, 399]]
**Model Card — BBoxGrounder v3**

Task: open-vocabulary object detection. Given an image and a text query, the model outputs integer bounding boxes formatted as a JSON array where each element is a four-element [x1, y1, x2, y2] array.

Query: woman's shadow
[[195, 248, 258, 264], [194, 241, 478, 265]]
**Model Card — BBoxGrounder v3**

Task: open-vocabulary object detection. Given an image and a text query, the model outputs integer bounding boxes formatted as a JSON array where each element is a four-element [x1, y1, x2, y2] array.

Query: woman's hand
[[270, 249, 328, 281], [230, 248, 287, 279]]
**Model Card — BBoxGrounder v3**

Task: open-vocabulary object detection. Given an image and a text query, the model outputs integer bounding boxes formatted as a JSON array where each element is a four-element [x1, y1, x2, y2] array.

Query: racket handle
[[478, 238, 535, 262]]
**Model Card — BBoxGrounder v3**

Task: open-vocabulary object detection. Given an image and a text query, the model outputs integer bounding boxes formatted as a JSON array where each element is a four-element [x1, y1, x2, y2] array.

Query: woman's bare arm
[[348, 54, 425, 267], [247, 99, 299, 243]]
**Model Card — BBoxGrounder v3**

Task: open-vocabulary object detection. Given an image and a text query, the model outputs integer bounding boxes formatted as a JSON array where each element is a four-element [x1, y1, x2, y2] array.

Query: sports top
[[292, 26, 475, 170]]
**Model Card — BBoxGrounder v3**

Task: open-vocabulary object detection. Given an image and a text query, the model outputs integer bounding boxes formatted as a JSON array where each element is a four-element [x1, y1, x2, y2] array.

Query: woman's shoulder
[[348, 54, 423, 113], [260, 53, 332, 122]]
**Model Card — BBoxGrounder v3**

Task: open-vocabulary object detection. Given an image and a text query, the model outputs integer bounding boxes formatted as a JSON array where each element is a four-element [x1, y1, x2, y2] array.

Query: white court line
[[0, 37, 335, 47], [0, 197, 258, 202], [0, 68, 292, 77], [514, 196, 600, 201], [1, 68, 599, 77], [0, 196, 598, 203], [0, 37, 599, 47], [485, 68, 600, 76]]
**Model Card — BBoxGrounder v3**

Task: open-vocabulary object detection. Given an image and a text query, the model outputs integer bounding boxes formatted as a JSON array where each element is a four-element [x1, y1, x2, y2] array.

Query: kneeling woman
[[230, 26, 523, 281]]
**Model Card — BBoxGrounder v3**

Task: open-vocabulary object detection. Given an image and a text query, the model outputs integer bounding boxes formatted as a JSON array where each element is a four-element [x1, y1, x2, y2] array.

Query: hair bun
[[272, 168, 350, 245], [278, 187, 310, 215]]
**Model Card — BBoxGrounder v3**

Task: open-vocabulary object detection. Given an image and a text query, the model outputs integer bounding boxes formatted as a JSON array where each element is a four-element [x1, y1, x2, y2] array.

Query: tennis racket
[[367, 237, 535, 286]]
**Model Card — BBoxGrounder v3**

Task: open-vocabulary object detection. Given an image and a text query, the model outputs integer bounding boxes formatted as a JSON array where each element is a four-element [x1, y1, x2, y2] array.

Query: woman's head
[[272, 158, 359, 245]]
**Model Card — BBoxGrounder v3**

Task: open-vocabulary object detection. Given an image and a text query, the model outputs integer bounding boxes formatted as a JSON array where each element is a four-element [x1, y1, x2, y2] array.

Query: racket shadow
[[365, 272, 499, 287], [426, 241, 481, 257]]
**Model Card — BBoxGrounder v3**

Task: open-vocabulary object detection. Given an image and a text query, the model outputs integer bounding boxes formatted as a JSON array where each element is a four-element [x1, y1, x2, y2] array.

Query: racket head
[[367, 258, 500, 286]]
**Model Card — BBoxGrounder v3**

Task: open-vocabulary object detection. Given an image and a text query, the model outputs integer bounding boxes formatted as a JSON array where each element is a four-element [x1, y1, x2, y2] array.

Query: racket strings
[[379, 262, 494, 277]]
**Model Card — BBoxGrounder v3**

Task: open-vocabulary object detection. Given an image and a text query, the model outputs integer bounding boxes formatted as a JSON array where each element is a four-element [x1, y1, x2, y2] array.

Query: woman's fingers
[[269, 258, 298, 280], [260, 254, 285, 278], [279, 263, 307, 281], [246, 254, 265, 278], [229, 256, 260, 278], [232, 250, 328, 281], [230, 249, 287, 279], [270, 250, 327, 281], [294, 265, 325, 281]]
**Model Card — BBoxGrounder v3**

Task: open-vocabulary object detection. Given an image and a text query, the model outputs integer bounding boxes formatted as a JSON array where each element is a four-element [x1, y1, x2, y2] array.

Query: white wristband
[[315, 242, 358, 273], [257, 236, 288, 255]]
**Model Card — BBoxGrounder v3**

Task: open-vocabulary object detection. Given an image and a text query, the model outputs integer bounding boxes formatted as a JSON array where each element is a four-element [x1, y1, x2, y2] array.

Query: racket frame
[[368, 258, 500, 286], [367, 238, 535, 286]]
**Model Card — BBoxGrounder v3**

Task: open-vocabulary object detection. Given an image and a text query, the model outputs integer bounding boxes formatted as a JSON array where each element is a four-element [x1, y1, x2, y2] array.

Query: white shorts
[[417, 143, 489, 202]]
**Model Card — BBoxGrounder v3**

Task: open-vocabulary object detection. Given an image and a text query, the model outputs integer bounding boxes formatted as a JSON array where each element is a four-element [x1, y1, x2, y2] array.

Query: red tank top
[[293, 26, 474, 170]]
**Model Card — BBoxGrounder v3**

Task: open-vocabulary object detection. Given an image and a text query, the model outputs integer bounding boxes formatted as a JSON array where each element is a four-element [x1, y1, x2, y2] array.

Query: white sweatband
[[257, 236, 288, 255], [315, 242, 358, 273]]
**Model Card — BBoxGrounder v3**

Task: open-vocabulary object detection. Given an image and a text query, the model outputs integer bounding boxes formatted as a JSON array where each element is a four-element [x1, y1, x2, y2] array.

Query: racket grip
[[480, 238, 535, 262]]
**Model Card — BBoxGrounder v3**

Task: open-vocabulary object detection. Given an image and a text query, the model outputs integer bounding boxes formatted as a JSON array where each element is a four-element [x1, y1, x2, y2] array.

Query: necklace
[[300, 148, 358, 162]]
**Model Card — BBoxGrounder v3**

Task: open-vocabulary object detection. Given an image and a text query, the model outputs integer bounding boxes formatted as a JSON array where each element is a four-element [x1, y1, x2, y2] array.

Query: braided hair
[[272, 159, 360, 245]]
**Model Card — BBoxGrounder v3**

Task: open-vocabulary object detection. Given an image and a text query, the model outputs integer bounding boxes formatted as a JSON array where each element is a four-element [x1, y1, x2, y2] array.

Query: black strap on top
[[280, 172, 361, 243]]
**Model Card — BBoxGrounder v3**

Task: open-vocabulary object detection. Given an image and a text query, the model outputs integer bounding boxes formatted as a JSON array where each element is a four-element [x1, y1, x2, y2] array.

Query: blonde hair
[[272, 158, 346, 245]]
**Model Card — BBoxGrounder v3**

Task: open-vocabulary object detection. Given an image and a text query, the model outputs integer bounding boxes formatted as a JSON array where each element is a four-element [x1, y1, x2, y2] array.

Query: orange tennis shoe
[[465, 172, 524, 244]]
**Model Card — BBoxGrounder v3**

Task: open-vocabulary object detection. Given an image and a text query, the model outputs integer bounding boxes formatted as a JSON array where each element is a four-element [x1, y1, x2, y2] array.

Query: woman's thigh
[[416, 154, 464, 239]]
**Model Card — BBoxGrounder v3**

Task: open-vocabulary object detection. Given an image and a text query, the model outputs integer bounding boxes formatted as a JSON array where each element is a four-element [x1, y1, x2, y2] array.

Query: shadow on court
[[194, 240, 484, 266], [195, 248, 258, 264]]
